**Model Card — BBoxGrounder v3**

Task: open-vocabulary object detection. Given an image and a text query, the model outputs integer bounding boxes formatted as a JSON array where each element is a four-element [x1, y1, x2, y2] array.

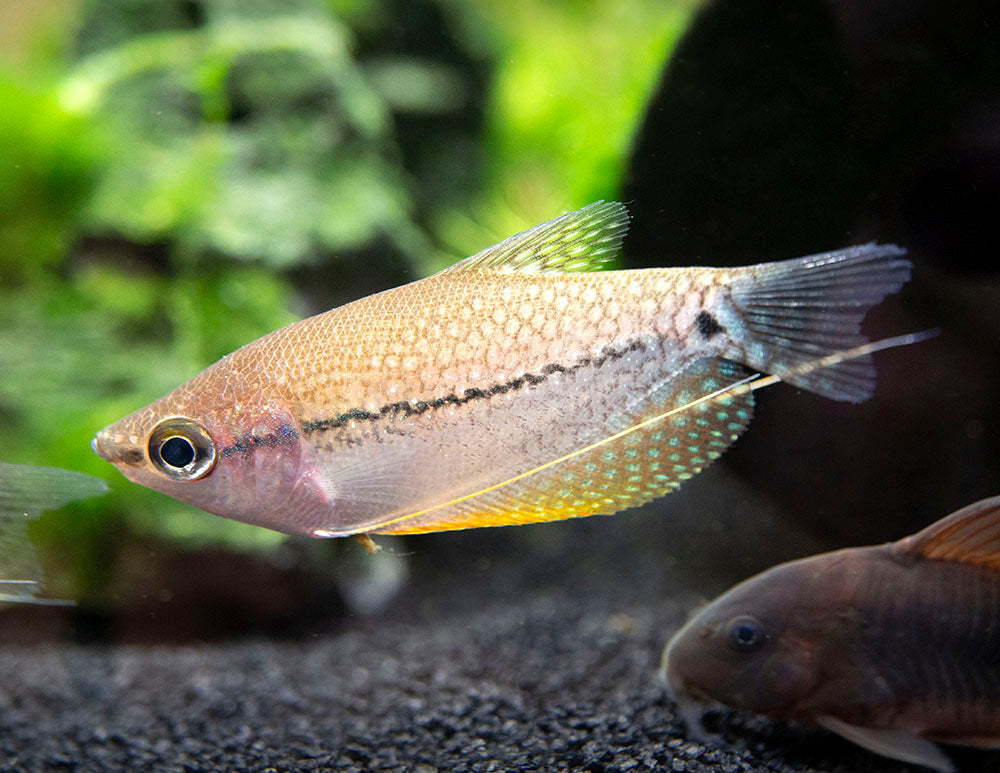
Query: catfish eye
[[148, 418, 216, 481], [726, 615, 766, 652]]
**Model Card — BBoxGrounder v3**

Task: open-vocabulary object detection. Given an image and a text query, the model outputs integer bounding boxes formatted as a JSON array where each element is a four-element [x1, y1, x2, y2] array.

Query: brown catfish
[[662, 495, 1000, 772]]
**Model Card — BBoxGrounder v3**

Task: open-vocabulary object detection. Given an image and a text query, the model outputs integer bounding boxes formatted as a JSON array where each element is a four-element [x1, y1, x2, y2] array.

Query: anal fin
[[374, 358, 755, 535]]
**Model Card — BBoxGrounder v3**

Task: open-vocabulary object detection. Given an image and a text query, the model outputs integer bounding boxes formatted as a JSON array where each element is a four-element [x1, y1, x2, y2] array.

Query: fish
[[92, 201, 913, 540], [661, 495, 1000, 773], [0, 462, 107, 605]]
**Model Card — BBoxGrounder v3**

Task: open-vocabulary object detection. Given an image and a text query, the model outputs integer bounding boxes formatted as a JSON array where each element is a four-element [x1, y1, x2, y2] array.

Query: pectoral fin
[[816, 715, 954, 772]]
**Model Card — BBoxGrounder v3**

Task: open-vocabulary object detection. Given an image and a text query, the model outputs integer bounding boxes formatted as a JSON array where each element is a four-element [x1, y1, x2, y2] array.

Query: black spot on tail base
[[696, 310, 724, 339]]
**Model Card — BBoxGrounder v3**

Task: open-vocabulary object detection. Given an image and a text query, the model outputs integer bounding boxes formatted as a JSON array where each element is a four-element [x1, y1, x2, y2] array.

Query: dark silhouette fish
[[662, 495, 1000, 772]]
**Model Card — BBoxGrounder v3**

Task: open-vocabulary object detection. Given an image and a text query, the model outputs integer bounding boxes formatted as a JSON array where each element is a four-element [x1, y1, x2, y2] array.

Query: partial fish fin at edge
[[0, 462, 106, 606], [442, 201, 629, 275], [816, 715, 955, 773], [892, 494, 1000, 571]]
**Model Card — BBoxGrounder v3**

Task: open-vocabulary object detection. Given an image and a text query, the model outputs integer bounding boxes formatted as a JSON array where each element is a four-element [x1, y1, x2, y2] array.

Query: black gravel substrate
[[3, 474, 999, 772]]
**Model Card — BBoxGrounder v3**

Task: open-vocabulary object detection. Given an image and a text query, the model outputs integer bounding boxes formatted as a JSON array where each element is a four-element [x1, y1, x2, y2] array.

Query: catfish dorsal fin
[[443, 201, 629, 275], [892, 495, 1000, 571]]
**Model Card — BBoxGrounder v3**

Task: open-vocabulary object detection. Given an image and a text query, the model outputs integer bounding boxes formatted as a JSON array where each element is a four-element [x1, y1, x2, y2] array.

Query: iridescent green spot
[[673, 464, 687, 472], [677, 472, 693, 481], [668, 436, 680, 448], [628, 474, 642, 483], [648, 461, 661, 471], [671, 417, 688, 429], [691, 456, 705, 465], [584, 462, 598, 473], [687, 431, 700, 440], [647, 448, 661, 458], [726, 422, 742, 431], [700, 378, 719, 391], [668, 452, 681, 462], [600, 450, 616, 463], [687, 445, 700, 454], [626, 462, 640, 473], [736, 409, 749, 420], [625, 448, 638, 459], [677, 390, 692, 405], [654, 473, 671, 481], [695, 417, 710, 428], [716, 411, 729, 421]]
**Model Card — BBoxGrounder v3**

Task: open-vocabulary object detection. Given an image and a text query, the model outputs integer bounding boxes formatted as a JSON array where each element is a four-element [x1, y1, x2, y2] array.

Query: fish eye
[[160, 436, 195, 467], [147, 418, 216, 481], [726, 615, 766, 653]]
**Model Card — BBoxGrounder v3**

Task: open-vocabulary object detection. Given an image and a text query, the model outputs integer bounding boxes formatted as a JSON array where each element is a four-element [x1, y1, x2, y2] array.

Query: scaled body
[[93, 203, 910, 538], [663, 496, 1000, 772]]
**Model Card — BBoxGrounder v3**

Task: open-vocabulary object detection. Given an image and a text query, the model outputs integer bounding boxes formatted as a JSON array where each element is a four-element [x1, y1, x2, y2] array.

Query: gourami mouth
[[91, 432, 111, 462], [91, 429, 145, 467]]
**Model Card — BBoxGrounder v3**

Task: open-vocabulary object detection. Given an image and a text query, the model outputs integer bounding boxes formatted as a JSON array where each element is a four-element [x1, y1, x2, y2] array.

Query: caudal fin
[[725, 244, 912, 402]]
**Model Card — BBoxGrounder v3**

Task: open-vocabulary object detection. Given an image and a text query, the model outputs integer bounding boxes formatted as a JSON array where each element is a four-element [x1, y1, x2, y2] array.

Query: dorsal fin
[[891, 495, 1000, 571], [443, 201, 629, 275]]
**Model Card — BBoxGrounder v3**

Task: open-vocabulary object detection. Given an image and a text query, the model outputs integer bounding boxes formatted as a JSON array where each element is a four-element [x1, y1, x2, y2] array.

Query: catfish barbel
[[92, 202, 912, 539]]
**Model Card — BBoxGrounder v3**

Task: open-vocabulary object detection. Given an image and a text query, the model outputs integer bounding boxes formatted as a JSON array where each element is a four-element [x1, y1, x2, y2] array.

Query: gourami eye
[[161, 436, 195, 467], [148, 418, 216, 481], [726, 615, 766, 652]]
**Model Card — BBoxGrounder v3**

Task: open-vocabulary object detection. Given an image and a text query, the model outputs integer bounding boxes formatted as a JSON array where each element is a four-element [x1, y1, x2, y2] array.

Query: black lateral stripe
[[220, 424, 300, 459], [301, 338, 647, 435]]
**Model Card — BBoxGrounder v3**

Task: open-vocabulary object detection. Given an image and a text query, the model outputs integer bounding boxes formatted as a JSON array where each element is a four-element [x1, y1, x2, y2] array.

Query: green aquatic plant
[[0, 0, 697, 603]]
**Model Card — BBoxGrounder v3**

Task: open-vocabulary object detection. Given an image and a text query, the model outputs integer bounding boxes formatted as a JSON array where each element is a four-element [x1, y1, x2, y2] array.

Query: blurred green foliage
[[64, 3, 423, 266], [0, 0, 694, 603]]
